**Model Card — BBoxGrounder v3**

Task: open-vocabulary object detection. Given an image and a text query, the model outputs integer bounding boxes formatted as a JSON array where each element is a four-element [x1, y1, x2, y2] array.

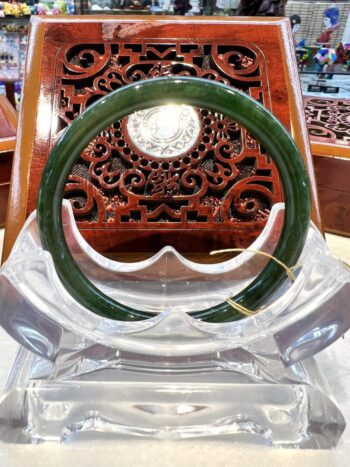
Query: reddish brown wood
[[3, 16, 321, 260], [313, 155, 350, 236], [304, 96, 350, 236], [316, 186, 350, 237], [0, 95, 17, 228], [304, 97, 350, 151], [0, 114, 16, 142], [0, 152, 13, 185], [4, 83, 16, 110]]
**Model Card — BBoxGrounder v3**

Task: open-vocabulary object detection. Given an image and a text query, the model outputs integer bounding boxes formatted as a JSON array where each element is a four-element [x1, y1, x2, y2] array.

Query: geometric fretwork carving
[[56, 41, 282, 229], [304, 97, 350, 146]]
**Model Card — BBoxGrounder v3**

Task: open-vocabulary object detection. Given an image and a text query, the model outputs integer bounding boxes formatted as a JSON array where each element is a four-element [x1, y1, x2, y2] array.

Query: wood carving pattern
[[55, 41, 281, 232], [304, 97, 350, 146]]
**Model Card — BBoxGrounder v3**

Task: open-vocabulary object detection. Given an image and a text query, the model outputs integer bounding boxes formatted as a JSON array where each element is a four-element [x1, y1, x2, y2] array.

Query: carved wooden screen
[[4, 16, 320, 259], [304, 97, 350, 157]]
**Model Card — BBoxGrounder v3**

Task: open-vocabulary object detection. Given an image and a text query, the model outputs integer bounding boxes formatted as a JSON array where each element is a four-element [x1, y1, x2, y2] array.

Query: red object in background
[[335, 43, 348, 64]]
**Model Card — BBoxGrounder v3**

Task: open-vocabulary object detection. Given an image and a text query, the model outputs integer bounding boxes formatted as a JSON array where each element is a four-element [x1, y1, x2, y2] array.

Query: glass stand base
[[0, 343, 345, 448]]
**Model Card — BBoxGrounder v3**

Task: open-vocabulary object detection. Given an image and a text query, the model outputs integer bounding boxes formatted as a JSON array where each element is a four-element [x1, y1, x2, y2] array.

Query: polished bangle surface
[[37, 77, 311, 323]]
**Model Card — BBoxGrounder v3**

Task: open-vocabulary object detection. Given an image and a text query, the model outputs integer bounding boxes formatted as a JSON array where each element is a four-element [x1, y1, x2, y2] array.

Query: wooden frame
[[304, 96, 350, 236], [2, 16, 321, 261], [0, 95, 17, 228]]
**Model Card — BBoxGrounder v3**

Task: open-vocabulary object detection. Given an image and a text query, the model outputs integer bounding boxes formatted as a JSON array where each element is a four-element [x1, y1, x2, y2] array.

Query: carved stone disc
[[126, 104, 201, 158]]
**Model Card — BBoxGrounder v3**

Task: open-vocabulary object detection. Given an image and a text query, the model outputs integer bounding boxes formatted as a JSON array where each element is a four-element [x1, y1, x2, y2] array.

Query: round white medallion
[[126, 105, 201, 159]]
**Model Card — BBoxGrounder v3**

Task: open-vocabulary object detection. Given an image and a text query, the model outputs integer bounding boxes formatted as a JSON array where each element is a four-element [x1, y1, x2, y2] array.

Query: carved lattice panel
[[55, 41, 281, 240], [304, 96, 350, 237], [304, 97, 350, 147], [4, 17, 318, 260]]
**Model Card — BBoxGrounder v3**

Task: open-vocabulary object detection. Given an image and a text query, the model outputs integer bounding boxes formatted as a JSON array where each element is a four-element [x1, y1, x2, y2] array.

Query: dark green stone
[[37, 77, 311, 323]]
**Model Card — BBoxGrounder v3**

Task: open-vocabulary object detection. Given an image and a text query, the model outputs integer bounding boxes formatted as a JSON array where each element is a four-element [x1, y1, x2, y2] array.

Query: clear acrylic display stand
[[0, 201, 349, 447]]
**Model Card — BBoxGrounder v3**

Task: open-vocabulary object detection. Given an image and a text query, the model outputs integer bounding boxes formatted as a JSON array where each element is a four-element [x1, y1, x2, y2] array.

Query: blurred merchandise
[[0, 1, 75, 16], [0, 31, 23, 81], [316, 6, 340, 45]]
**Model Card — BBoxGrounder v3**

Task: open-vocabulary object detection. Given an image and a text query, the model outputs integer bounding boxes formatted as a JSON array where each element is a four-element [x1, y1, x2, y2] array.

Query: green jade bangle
[[37, 77, 311, 323]]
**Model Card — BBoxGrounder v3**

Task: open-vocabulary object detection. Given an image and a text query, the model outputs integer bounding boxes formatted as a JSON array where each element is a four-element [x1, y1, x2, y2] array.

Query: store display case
[[81, 0, 203, 15], [0, 0, 349, 452], [285, 2, 350, 236], [0, 2, 75, 106], [0, 18, 27, 107], [1, 16, 350, 448]]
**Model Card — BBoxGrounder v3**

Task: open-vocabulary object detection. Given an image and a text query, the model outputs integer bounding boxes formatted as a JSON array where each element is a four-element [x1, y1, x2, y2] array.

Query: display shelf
[[85, 8, 170, 15], [301, 72, 350, 98], [84, 0, 203, 15], [0, 17, 29, 24], [0, 1, 75, 105], [0, 31, 27, 82]]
